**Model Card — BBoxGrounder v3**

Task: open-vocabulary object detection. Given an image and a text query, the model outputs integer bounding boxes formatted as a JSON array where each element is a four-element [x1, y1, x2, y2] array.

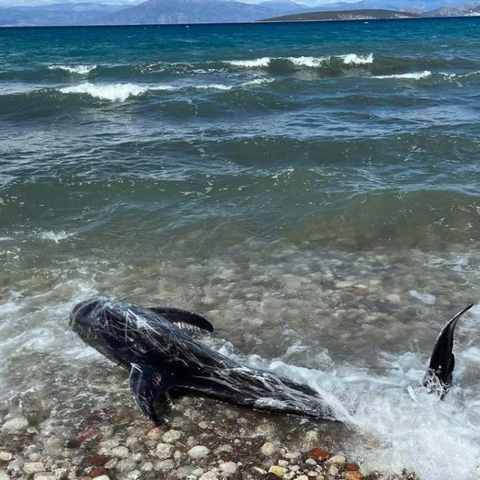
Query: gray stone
[[199, 472, 219, 480], [116, 459, 137, 473], [23, 463, 45, 475], [328, 465, 338, 476], [33, 474, 55, 480], [162, 430, 182, 443], [260, 442, 278, 456], [111, 446, 130, 459], [140, 462, 153, 472], [187, 446, 210, 460], [156, 443, 174, 460], [219, 462, 237, 475], [0, 472, 9, 480], [325, 455, 346, 465], [2, 416, 29, 434], [155, 460, 175, 471]]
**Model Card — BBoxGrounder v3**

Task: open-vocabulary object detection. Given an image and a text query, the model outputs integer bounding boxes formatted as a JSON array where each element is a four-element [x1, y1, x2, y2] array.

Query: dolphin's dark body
[[70, 298, 473, 424], [70, 298, 339, 423]]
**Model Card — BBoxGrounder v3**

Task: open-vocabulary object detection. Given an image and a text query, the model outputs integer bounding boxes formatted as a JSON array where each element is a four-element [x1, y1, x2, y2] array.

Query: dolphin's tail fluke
[[423, 304, 474, 397]]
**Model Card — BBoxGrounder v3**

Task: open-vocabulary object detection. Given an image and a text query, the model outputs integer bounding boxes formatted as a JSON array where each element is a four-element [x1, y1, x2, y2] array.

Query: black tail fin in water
[[423, 304, 474, 397]]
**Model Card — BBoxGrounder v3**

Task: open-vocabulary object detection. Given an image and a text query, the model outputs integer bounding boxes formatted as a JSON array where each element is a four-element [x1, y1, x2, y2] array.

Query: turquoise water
[[2, 18, 480, 479]]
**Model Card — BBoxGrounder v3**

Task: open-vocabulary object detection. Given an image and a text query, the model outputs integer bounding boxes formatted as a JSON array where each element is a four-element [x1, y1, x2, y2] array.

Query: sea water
[[2, 18, 480, 479]]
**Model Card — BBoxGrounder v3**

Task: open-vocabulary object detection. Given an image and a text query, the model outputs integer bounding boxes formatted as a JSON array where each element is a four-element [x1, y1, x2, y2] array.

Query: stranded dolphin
[[70, 298, 473, 424]]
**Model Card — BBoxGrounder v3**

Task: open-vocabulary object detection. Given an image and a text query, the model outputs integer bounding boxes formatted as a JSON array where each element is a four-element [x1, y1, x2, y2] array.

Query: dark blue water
[[2, 19, 480, 480]]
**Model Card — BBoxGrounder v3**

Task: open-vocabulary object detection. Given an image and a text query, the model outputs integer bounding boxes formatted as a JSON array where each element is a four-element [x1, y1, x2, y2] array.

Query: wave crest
[[48, 64, 97, 75]]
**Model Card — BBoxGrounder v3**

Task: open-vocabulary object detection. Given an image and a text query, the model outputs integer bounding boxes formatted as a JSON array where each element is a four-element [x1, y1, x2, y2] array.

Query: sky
[[0, 0, 466, 9], [0, 0, 355, 7]]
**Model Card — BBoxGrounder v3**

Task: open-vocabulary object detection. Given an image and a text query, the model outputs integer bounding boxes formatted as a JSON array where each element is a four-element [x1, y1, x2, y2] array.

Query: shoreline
[[0, 397, 419, 480]]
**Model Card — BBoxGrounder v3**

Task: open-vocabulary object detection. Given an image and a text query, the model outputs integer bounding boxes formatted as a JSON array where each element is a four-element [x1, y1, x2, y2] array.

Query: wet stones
[[1, 416, 29, 434], [162, 429, 182, 443], [261, 442, 279, 457], [188, 446, 211, 460], [156, 443, 174, 460]]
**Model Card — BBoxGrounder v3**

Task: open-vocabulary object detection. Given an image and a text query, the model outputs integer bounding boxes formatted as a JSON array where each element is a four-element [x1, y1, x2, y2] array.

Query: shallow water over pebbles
[[3, 18, 480, 480]]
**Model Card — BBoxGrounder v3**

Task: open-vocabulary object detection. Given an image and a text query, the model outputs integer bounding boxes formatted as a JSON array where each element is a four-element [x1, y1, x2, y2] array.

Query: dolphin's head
[[70, 298, 107, 338], [70, 297, 133, 368]]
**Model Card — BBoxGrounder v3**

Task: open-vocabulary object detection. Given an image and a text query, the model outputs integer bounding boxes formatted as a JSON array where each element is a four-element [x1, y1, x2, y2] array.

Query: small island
[[260, 9, 419, 22]]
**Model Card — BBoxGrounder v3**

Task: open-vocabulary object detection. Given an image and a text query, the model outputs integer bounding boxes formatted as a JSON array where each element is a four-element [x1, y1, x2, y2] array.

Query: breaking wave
[[372, 71, 432, 80], [48, 64, 97, 75]]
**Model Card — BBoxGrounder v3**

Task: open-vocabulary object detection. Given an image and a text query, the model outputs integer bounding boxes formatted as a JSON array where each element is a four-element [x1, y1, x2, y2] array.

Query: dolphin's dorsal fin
[[423, 304, 473, 395], [148, 307, 214, 333], [129, 363, 171, 424]]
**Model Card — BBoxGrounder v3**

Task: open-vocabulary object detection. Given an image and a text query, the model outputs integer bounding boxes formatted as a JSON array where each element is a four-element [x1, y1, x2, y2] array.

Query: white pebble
[[0, 452, 12, 461], [162, 430, 182, 443], [2, 416, 29, 434], [156, 443, 174, 460], [199, 472, 218, 480], [187, 445, 210, 460], [328, 465, 338, 476], [261, 442, 278, 456], [155, 460, 175, 471], [111, 446, 130, 459], [0, 472, 9, 480], [219, 462, 237, 475], [325, 454, 346, 465], [92, 476, 110, 480], [23, 463, 45, 475]]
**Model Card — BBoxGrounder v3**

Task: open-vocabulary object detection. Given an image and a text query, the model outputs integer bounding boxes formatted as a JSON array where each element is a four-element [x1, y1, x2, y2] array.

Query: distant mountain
[[0, 2, 125, 26], [1, 0, 480, 26], [260, 7, 419, 21], [423, 1, 480, 15], [99, 0, 277, 24], [257, 0, 310, 14]]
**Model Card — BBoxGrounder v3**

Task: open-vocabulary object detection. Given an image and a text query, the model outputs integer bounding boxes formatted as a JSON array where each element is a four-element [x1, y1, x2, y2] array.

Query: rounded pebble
[[199, 472, 218, 480], [0, 452, 12, 462], [156, 443, 174, 460], [219, 462, 237, 475], [328, 465, 338, 476], [1, 417, 29, 434], [187, 445, 210, 460], [261, 442, 278, 456], [23, 463, 45, 475], [326, 455, 346, 465], [111, 446, 130, 459], [162, 430, 182, 443]]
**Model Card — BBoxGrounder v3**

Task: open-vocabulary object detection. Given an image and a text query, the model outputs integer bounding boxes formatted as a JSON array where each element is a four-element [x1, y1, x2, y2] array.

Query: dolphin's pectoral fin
[[148, 307, 214, 333], [129, 363, 172, 424], [423, 304, 473, 396]]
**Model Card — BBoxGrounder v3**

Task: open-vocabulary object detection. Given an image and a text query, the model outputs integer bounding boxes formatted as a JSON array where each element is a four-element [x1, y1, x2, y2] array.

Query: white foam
[[227, 56, 329, 68], [228, 57, 271, 68], [48, 64, 97, 75], [256, 357, 480, 480], [341, 53, 374, 65], [40, 230, 74, 243], [409, 290, 436, 305], [59, 83, 176, 102], [287, 56, 330, 67], [372, 71, 432, 80], [195, 78, 274, 91]]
